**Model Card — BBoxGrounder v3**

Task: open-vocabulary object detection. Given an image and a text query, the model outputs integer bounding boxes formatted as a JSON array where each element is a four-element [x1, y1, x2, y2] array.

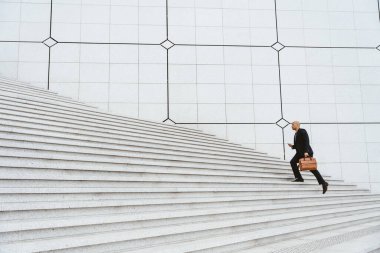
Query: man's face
[[291, 122, 298, 131]]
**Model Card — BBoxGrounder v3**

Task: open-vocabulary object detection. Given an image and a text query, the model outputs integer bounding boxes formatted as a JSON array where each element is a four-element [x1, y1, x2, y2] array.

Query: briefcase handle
[[301, 157, 313, 161]]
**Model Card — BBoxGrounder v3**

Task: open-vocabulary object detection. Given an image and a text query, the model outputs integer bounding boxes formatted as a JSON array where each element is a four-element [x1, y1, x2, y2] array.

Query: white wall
[[0, 0, 380, 192]]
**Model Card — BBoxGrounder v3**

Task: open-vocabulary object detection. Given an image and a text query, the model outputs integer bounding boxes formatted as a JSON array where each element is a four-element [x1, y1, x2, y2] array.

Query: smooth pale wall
[[0, 0, 380, 192]]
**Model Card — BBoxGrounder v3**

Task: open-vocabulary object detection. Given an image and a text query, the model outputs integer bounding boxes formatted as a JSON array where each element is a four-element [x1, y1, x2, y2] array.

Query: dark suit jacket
[[292, 128, 313, 156]]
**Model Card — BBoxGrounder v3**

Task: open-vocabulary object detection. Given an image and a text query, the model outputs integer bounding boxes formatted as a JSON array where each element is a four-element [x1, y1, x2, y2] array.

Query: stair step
[[0, 90, 96, 113], [0, 148, 329, 179], [311, 230, 380, 253], [0, 87, 93, 109], [0, 81, 58, 96], [0, 98, 239, 147], [0, 81, 89, 108], [0, 80, 212, 137], [0, 134, 297, 171], [3, 195, 378, 222], [0, 173, 347, 187], [0, 125, 276, 168], [0, 187, 369, 205], [0, 95, 244, 146], [0, 157, 333, 181], [2, 106, 270, 160], [0, 77, 54, 93], [240, 220, 380, 253], [0, 184, 360, 194], [2, 198, 379, 234], [0, 205, 379, 252], [2, 193, 377, 212], [2, 203, 380, 245], [0, 117, 279, 161], [0, 90, 100, 120], [0, 108, 273, 158], [112, 213, 380, 253], [0, 177, 356, 190], [0, 130, 284, 166], [0, 104, 240, 148], [2, 195, 380, 225]]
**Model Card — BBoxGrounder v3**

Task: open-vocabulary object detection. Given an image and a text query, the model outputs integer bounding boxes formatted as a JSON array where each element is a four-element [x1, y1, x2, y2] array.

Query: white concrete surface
[[0, 78, 379, 252]]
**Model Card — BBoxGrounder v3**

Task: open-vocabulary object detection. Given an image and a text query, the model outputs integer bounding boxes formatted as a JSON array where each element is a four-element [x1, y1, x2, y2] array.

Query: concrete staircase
[[0, 76, 379, 252]]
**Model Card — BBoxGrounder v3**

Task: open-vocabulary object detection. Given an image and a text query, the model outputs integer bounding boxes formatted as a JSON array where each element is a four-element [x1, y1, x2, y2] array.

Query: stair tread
[[0, 158, 334, 182], [0, 82, 215, 137], [0, 78, 54, 93], [0, 125, 279, 161], [0, 111, 271, 158], [0, 81, 58, 95], [0, 146, 297, 173], [1, 207, 379, 253], [113, 212, 380, 253], [0, 178, 353, 186], [0, 118, 272, 160], [0, 106, 239, 146], [0, 100, 235, 145], [0, 87, 93, 108], [0, 96, 236, 142], [2, 193, 378, 210], [0, 92, 234, 141], [0, 165, 335, 181], [2, 199, 380, 233], [238, 220, 380, 253], [0, 131, 287, 165], [0, 185, 365, 193], [311, 230, 380, 253]]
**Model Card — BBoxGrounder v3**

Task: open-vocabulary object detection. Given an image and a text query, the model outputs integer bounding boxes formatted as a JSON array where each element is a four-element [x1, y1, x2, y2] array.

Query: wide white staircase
[[0, 76, 379, 253]]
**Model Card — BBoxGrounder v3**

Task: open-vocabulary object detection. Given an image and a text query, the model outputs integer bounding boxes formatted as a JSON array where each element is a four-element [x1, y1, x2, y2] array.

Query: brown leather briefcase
[[299, 157, 317, 171]]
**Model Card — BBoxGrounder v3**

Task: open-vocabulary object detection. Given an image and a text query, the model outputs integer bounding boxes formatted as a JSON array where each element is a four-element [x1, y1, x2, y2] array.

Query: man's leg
[[310, 169, 328, 194], [290, 154, 303, 180], [310, 170, 326, 185]]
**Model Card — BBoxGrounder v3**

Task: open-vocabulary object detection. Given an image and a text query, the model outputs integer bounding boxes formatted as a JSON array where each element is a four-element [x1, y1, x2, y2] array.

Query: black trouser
[[290, 153, 326, 184]]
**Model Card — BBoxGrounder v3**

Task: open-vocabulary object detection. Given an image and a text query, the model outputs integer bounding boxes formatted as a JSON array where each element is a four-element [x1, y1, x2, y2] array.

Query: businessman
[[288, 121, 328, 194]]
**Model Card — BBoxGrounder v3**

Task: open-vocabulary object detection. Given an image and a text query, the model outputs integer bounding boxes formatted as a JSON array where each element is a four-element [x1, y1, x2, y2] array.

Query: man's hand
[[287, 143, 293, 148], [304, 152, 309, 157]]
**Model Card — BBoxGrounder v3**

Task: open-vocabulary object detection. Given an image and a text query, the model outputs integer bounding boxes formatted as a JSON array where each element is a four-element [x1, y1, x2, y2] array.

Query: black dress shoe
[[292, 178, 304, 182], [322, 182, 329, 194]]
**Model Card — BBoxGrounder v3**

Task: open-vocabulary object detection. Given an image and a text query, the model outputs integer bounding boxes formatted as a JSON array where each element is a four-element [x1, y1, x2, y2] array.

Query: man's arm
[[299, 129, 310, 155], [287, 143, 295, 149]]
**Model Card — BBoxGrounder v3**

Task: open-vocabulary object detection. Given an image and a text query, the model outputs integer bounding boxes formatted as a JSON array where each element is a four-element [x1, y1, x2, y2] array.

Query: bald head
[[291, 121, 300, 131]]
